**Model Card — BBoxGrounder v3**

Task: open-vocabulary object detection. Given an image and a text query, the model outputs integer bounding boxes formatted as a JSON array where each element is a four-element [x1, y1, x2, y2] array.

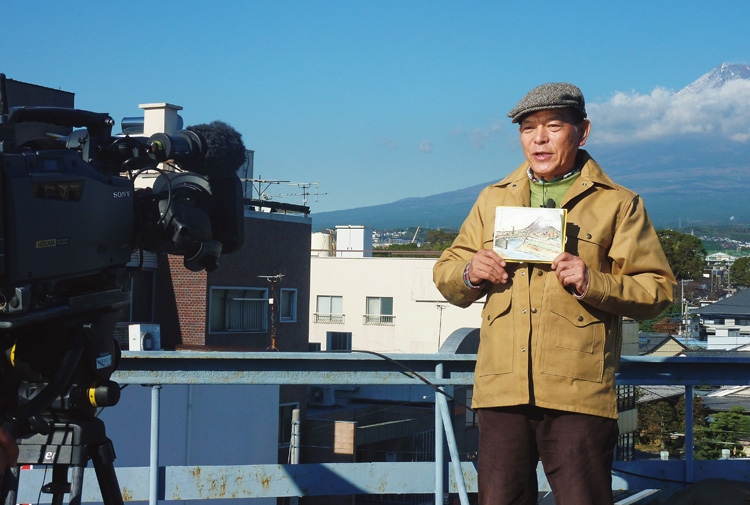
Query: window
[[119, 270, 155, 323], [279, 289, 297, 323], [364, 296, 394, 325], [209, 287, 268, 333], [327, 332, 352, 351], [315, 295, 344, 323]]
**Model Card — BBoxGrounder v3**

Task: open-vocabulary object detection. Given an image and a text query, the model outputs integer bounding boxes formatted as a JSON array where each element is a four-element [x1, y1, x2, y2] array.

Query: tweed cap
[[507, 82, 587, 123]]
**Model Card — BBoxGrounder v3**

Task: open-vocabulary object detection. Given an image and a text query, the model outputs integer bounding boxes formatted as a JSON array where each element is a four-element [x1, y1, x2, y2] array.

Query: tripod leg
[[46, 465, 73, 505], [0, 467, 19, 505], [91, 438, 124, 505], [68, 465, 85, 505]]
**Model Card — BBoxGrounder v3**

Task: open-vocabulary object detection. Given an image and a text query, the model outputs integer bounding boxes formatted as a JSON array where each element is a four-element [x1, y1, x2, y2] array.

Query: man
[[433, 83, 675, 505]]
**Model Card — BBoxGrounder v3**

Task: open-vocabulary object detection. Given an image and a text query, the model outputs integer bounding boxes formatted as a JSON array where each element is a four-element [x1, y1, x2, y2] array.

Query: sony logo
[[113, 191, 131, 199]]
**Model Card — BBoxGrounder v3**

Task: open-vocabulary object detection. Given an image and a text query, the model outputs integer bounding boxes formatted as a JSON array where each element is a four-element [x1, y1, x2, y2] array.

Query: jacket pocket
[[476, 288, 513, 376], [565, 223, 611, 273], [539, 308, 605, 382]]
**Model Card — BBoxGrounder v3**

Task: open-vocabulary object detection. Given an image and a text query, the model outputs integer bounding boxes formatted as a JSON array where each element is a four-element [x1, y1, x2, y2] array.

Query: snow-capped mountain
[[676, 62, 750, 95]]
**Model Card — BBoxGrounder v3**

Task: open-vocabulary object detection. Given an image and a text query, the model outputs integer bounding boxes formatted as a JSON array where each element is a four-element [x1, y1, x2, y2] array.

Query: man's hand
[[552, 252, 589, 296], [0, 426, 18, 471], [468, 249, 508, 285]]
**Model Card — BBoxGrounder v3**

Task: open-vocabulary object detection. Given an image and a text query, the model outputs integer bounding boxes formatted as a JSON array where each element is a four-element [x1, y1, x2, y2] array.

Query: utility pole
[[259, 274, 285, 351]]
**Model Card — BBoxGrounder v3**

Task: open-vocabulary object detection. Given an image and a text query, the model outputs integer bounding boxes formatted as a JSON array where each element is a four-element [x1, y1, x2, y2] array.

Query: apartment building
[[310, 226, 484, 354]]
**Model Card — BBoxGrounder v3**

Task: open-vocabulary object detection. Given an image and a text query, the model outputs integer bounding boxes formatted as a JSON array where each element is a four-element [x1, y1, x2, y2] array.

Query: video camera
[[0, 73, 245, 437]]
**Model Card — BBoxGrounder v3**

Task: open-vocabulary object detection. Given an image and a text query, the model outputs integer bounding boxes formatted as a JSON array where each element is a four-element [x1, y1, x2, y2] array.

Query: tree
[[637, 391, 707, 457], [657, 230, 707, 280], [373, 242, 421, 257], [425, 229, 459, 251], [695, 406, 750, 459], [729, 256, 750, 287], [638, 398, 681, 452]]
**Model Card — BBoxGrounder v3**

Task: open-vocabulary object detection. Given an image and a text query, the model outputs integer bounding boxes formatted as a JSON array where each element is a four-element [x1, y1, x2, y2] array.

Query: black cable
[[325, 349, 476, 412]]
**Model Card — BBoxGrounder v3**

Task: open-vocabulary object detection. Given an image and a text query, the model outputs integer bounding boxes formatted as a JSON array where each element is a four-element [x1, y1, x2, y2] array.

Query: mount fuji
[[312, 63, 750, 231]]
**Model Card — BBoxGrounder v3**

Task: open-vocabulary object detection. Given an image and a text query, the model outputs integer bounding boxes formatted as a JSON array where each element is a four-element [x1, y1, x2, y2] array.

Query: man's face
[[519, 109, 591, 181]]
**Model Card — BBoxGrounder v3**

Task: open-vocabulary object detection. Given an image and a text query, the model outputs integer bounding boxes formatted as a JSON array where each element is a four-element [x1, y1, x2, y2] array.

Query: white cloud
[[418, 140, 433, 153], [588, 80, 750, 144]]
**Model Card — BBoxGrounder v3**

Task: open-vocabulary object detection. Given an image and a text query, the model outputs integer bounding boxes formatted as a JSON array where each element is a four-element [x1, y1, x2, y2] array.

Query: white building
[[310, 227, 483, 353]]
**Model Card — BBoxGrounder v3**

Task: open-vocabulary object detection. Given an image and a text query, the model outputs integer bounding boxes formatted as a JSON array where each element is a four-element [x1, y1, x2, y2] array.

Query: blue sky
[[3, 1, 750, 212]]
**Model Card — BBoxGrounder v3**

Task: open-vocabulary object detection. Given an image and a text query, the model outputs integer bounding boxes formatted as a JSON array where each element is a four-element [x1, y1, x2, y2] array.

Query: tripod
[[0, 414, 124, 505], [0, 296, 130, 505]]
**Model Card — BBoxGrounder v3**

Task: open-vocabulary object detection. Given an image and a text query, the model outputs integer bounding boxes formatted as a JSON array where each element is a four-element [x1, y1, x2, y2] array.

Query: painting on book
[[493, 206, 567, 263]]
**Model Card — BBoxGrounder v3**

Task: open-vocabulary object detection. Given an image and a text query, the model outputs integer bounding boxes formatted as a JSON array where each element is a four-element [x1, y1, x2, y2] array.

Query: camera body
[[0, 74, 244, 430]]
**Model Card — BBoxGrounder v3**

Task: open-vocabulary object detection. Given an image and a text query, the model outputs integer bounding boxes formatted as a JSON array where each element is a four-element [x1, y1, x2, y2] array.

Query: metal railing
[[362, 314, 396, 325], [15, 353, 750, 504], [313, 312, 345, 324]]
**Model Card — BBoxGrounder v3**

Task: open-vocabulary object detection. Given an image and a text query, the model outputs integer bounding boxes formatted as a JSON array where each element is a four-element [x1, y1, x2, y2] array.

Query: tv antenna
[[244, 176, 290, 201], [276, 181, 327, 207]]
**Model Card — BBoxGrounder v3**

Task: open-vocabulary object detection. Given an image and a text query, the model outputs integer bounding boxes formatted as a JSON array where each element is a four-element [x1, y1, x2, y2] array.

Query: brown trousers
[[477, 406, 619, 505]]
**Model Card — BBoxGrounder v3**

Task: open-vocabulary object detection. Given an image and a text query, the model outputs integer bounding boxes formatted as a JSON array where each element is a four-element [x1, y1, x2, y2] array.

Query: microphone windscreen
[[186, 120, 246, 176]]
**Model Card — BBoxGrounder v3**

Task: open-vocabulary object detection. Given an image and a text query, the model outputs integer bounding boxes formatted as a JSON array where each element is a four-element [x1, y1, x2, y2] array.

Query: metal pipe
[[435, 363, 444, 505], [685, 385, 694, 483], [436, 392, 470, 505], [150, 385, 162, 505]]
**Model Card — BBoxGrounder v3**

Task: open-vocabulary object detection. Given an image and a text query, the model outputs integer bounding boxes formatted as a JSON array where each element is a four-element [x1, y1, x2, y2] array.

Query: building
[[310, 227, 484, 353], [639, 334, 689, 356], [692, 289, 750, 350]]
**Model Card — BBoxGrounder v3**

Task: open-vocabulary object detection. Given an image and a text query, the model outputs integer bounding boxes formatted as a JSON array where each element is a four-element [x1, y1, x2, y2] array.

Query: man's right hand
[[468, 249, 509, 285]]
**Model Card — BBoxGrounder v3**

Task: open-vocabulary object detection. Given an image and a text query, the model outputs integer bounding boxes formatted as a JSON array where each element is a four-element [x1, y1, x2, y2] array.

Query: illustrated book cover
[[492, 206, 567, 263]]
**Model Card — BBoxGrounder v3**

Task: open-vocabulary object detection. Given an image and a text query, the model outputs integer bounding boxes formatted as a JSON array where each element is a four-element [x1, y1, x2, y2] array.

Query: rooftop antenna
[[259, 274, 285, 351], [243, 176, 290, 201], [270, 181, 327, 206]]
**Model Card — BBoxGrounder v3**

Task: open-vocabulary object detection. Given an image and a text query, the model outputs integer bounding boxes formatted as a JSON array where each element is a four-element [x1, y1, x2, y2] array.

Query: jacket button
[[577, 315, 584, 322], [586, 234, 592, 239], [487, 315, 491, 321], [537, 270, 543, 276], [522, 309, 527, 314], [531, 308, 537, 314], [521, 347, 526, 353]]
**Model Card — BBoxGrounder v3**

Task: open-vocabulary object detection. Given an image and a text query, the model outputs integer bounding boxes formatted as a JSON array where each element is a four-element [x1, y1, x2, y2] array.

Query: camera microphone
[[186, 121, 246, 177]]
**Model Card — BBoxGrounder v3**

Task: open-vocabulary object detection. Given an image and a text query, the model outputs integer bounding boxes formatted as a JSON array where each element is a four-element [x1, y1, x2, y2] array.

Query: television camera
[[0, 73, 245, 505]]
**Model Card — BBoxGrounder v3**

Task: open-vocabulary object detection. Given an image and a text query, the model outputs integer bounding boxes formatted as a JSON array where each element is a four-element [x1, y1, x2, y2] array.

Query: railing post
[[436, 390, 470, 504], [435, 363, 444, 505], [685, 385, 694, 483], [150, 384, 162, 505]]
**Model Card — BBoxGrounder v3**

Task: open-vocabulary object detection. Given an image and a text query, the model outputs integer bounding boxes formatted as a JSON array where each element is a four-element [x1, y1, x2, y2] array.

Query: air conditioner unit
[[128, 324, 161, 351], [308, 386, 336, 407]]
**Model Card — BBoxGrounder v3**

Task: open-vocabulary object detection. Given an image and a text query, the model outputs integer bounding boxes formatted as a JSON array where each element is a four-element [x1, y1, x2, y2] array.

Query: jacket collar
[[493, 150, 618, 205]]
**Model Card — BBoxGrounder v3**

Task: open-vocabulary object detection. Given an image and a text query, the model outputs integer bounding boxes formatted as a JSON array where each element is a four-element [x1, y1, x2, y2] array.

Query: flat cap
[[507, 82, 586, 123]]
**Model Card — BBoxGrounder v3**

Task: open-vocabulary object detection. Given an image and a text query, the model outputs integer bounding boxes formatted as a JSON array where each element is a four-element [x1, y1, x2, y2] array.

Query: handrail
[[14, 353, 750, 503]]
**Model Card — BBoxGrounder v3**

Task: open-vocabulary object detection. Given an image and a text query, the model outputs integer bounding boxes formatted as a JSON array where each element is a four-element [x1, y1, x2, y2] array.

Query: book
[[493, 206, 567, 263]]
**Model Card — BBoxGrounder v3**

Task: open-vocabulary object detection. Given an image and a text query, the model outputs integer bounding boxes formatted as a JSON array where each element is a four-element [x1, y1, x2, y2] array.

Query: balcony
[[13, 352, 750, 504], [313, 312, 346, 324], [363, 314, 395, 325]]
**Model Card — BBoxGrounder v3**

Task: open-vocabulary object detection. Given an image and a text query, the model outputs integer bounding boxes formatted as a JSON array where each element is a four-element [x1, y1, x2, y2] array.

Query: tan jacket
[[433, 151, 676, 418]]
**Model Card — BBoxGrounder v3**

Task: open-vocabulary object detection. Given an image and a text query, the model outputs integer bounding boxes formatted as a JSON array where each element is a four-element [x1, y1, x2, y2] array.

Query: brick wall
[[153, 213, 311, 351], [154, 255, 207, 348]]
